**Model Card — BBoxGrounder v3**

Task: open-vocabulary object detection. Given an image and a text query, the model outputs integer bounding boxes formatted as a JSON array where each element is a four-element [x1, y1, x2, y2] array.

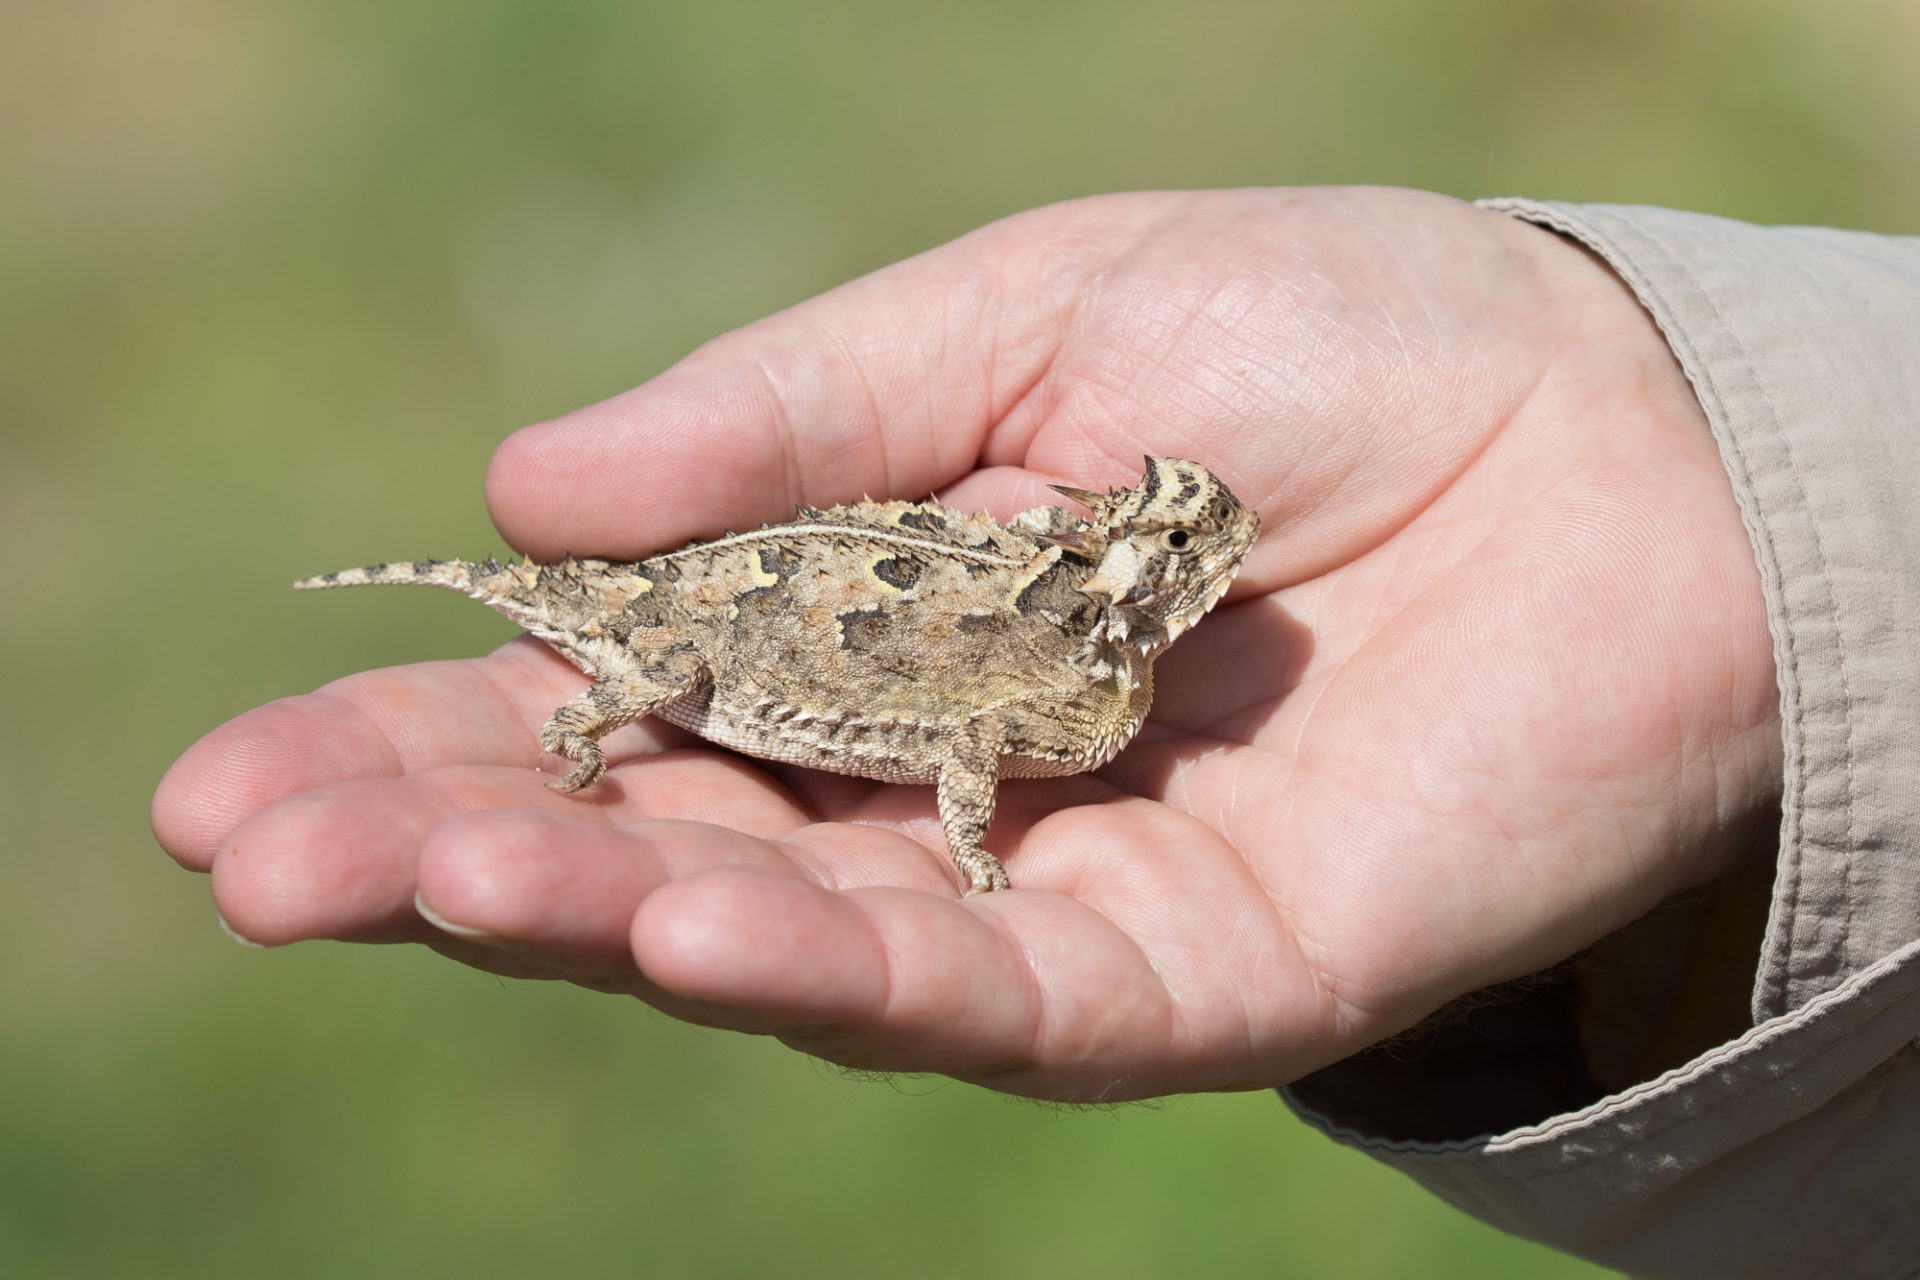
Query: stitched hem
[[1282, 934, 1920, 1174]]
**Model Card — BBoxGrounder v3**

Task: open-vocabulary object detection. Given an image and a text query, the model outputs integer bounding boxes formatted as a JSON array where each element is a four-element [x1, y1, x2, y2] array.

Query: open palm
[[154, 187, 1779, 1101]]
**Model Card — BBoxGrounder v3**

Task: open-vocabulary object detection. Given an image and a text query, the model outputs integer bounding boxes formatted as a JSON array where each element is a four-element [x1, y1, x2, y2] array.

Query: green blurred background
[[3, 2, 1915, 1276]]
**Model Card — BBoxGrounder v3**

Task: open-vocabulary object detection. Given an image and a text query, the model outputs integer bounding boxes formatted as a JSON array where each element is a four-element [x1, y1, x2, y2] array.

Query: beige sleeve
[[1282, 201, 1920, 1280]]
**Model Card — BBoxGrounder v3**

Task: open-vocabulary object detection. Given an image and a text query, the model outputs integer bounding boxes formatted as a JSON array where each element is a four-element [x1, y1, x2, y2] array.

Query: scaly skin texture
[[293, 459, 1259, 894], [155, 188, 1780, 1102]]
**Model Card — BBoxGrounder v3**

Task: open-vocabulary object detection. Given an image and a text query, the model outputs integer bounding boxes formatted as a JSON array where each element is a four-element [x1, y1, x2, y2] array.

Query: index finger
[[483, 195, 1172, 561]]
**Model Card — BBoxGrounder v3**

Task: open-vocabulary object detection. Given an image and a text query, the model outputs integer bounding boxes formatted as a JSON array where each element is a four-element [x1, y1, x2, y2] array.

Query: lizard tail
[[294, 556, 558, 630], [294, 559, 482, 593]]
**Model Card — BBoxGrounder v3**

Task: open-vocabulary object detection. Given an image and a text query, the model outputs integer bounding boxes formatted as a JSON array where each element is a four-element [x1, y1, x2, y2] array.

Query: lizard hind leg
[[538, 654, 702, 793], [936, 725, 1012, 895]]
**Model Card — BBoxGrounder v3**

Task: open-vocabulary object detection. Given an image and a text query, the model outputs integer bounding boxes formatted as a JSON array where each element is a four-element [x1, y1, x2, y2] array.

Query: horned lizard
[[295, 457, 1259, 894]]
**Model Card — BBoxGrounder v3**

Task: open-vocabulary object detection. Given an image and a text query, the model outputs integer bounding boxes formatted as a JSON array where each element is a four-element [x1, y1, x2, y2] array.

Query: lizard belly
[[649, 669, 1149, 785], [652, 685, 947, 784]]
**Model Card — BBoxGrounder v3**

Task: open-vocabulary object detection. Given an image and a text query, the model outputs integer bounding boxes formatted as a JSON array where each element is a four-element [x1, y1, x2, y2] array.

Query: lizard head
[[1050, 457, 1261, 652]]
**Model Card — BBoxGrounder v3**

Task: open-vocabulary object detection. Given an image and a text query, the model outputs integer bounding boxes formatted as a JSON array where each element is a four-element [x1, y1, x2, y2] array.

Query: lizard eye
[[1157, 528, 1192, 552]]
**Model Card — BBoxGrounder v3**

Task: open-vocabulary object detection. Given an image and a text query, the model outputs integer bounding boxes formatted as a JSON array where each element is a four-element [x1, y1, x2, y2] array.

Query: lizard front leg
[[936, 722, 1011, 895], [540, 649, 704, 792]]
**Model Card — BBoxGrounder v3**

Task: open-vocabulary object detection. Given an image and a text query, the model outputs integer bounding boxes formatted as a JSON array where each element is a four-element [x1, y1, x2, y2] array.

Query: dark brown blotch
[[1014, 560, 1082, 615], [759, 545, 802, 579], [836, 605, 891, 651], [870, 556, 923, 591], [622, 590, 668, 629], [1135, 462, 1163, 508], [731, 583, 785, 618], [896, 508, 946, 534]]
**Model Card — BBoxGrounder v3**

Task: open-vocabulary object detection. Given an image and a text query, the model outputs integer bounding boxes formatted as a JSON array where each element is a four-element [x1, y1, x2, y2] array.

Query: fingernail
[[216, 912, 265, 949], [414, 892, 500, 943]]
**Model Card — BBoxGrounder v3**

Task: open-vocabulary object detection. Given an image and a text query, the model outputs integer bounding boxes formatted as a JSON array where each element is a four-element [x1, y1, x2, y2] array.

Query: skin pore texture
[[153, 187, 1780, 1102]]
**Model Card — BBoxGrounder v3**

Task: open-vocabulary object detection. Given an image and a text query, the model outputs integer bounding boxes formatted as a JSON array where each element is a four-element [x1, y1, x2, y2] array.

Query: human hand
[[153, 187, 1779, 1100]]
